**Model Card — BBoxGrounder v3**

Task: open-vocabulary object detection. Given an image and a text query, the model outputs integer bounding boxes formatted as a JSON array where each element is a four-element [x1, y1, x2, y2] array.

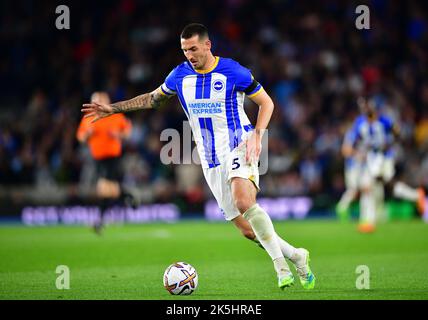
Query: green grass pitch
[[0, 219, 427, 300]]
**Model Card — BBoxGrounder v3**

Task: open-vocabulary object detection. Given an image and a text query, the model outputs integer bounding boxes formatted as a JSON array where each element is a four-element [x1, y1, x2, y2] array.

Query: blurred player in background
[[77, 91, 135, 234], [340, 97, 426, 232], [81, 23, 315, 290], [335, 128, 363, 222]]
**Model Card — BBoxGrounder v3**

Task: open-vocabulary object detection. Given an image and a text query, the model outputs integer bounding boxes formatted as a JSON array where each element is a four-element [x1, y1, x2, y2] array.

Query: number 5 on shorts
[[232, 158, 240, 170]]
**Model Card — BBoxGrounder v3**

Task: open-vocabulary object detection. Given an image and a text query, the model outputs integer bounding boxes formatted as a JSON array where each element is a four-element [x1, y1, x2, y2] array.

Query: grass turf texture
[[0, 220, 427, 300]]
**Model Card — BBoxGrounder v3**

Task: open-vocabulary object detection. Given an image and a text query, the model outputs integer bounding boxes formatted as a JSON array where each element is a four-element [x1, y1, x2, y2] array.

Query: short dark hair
[[181, 23, 209, 39]]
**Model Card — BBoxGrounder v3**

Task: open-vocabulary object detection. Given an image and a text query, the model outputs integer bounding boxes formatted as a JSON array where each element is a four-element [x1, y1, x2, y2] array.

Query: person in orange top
[[77, 91, 133, 234]]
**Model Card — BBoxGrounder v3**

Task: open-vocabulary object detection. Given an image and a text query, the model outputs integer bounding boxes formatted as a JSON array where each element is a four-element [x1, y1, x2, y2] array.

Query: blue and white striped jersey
[[346, 114, 396, 157], [160, 56, 263, 168]]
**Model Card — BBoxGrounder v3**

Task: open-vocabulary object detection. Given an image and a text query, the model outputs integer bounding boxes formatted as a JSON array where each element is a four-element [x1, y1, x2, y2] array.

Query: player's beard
[[190, 59, 200, 69], [194, 55, 207, 70]]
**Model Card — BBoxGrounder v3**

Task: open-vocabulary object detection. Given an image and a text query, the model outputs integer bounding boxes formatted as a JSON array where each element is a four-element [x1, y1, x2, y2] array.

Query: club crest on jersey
[[212, 80, 225, 92]]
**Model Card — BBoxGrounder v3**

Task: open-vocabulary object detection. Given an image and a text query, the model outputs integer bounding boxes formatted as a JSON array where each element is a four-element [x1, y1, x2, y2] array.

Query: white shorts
[[202, 143, 260, 221], [345, 163, 362, 190], [360, 151, 395, 188]]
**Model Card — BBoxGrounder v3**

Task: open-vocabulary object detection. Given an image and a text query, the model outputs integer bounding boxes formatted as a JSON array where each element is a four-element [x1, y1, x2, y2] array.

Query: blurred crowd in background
[[1, 0, 428, 213]]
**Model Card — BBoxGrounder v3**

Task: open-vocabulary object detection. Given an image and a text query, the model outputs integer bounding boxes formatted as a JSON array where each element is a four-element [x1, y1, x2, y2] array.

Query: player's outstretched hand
[[81, 102, 114, 123]]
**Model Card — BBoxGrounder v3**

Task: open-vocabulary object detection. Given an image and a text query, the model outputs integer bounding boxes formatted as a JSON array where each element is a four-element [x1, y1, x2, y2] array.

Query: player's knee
[[361, 186, 372, 194], [96, 181, 109, 197], [97, 180, 120, 198], [234, 197, 255, 214]]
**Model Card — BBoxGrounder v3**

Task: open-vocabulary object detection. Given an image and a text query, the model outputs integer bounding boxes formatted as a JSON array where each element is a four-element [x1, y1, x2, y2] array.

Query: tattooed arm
[[81, 87, 171, 122]]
